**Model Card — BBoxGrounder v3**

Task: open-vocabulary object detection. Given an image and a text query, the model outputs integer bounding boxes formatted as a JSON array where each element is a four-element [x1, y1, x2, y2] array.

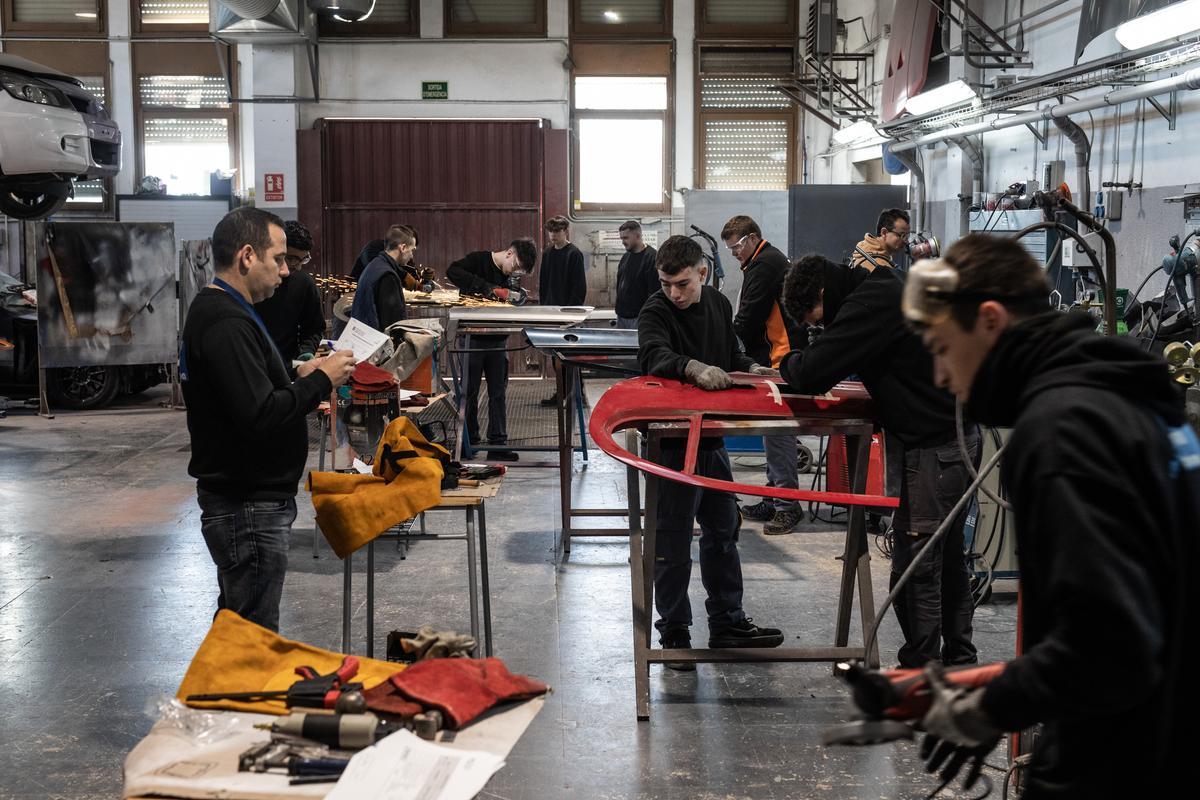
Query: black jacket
[[182, 287, 331, 499], [350, 251, 406, 332], [733, 242, 803, 367], [447, 251, 506, 298], [615, 246, 659, 319], [254, 268, 325, 362], [539, 243, 587, 305], [971, 312, 1199, 799], [638, 286, 754, 380], [779, 263, 957, 448]]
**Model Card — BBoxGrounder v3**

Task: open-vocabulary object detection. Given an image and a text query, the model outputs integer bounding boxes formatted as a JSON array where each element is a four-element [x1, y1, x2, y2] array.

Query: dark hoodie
[[970, 312, 1199, 799], [779, 261, 958, 448]]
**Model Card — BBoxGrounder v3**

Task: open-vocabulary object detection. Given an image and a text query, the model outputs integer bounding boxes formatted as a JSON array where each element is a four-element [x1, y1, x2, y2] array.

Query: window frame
[[695, 0, 798, 40], [696, 109, 796, 191], [318, 0, 419, 38], [444, 0, 547, 38], [1, 0, 107, 36], [570, 0, 672, 39], [132, 42, 239, 198], [130, 0, 209, 36]]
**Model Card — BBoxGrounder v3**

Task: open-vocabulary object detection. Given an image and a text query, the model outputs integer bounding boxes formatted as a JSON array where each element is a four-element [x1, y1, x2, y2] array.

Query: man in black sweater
[[254, 220, 326, 365], [638, 235, 784, 666], [181, 208, 355, 632], [723, 214, 807, 535], [446, 239, 538, 460], [349, 224, 417, 334], [903, 234, 1199, 798], [780, 255, 977, 669], [615, 220, 658, 329], [538, 216, 587, 406]]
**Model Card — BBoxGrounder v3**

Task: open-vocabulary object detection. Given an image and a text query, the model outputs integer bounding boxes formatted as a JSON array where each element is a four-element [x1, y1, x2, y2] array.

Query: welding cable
[[863, 445, 1006, 662], [957, 401, 1013, 511]]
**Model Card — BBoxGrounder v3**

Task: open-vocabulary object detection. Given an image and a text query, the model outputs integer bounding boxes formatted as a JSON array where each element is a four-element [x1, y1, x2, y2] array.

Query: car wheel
[[0, 183, 71, 220], [47, 366, 122, 410]]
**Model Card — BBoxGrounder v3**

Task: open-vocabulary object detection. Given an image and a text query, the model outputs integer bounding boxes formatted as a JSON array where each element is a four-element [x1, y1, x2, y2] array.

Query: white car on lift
[[0, 54, 121, 219]]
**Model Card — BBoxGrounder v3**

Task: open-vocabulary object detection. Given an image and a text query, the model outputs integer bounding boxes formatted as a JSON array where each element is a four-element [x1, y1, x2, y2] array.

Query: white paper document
[[333, 318, 390, 363], [324, 730, 504, 800]]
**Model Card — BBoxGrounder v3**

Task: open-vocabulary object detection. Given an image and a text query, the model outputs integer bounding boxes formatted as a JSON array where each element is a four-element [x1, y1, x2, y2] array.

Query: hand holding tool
[[684, 359, 733, 391]]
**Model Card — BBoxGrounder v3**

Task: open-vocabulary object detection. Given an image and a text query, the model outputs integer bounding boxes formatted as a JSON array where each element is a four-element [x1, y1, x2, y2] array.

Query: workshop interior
[[1, 1, 1198, 799]]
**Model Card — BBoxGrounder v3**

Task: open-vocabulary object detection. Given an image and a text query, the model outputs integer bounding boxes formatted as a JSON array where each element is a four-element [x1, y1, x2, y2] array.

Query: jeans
[[652, 445, 747, 643], [763, 434, 799, 511], [616, 315, 639, 330], [886, 432, 980, 667], [197, 489, 296, 633], [464, 342, 508, 447]]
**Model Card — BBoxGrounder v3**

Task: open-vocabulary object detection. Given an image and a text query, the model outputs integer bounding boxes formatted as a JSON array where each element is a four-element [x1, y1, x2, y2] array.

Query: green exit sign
[[422, 81, 448, 100]]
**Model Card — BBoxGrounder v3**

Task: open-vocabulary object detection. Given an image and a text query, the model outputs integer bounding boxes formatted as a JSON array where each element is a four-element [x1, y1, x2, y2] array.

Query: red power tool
[[187, 656, 367, 713], [823, 661, 1006, 745]]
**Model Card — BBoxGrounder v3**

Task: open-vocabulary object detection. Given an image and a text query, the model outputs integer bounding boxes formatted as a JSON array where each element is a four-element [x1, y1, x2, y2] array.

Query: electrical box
[[1042, 160, 1066, 191], [1061, 229, 1106, 270], [1104, 190, 1123, 221]]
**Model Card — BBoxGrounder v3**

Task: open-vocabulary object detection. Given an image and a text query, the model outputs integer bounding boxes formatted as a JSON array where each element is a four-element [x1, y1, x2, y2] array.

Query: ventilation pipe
[[1051, 115, 1091, 203], [891, 148, 927, 233], [890, 66, 1200, 153]]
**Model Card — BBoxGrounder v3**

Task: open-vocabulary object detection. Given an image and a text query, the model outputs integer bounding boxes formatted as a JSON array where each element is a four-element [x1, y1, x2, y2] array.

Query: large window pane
[[703, 0, 789, 25], [578, 0, 664, 25], [139, 75, 228, 109], [575, 77, 667, 110], [703, 118, 789, 190], [578, 118, 663, 204], [138, 1, 209, 25], [450, 0, 536, 24], [143, 117, 230, 196], [13, 0, 99, 22]]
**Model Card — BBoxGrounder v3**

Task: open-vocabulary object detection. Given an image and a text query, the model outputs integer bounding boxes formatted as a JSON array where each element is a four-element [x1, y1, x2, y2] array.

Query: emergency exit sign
[[422, 81, 448, 100]]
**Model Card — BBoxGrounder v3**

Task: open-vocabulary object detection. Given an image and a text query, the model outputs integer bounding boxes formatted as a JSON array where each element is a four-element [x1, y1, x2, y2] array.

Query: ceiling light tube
[[1115, 0, 1200, 49], [832, 120, 884, 145], [904, 79, 977, 116]]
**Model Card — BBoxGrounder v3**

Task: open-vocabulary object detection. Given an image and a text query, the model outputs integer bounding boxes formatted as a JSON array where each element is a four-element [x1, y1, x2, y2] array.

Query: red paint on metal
[[881, 0, 939, 122], [589, 375, 900, 508]]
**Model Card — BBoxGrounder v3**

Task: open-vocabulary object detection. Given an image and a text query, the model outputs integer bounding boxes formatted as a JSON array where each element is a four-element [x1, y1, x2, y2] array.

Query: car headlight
[[0, 70, 72, 109]]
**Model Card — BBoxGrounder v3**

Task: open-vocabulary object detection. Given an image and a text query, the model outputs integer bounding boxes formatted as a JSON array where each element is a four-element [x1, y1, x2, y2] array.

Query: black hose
[[1011, 220, 1105, 296]]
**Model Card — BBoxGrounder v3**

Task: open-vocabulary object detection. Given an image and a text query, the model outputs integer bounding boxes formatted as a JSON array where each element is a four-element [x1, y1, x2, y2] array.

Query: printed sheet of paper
[[324, 730, 503, 800], [333, 318, 390, 363]]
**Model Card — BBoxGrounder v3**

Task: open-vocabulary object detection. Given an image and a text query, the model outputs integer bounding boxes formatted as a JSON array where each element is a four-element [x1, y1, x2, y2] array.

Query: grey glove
[[918, 665, 1001, 791], [749, 364, 781, 378], [684, 359, 733, 391], [401, 625, 478, 660]]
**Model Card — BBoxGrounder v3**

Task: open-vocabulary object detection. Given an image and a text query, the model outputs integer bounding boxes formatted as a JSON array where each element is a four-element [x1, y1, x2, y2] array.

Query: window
[[319, 0, 417, 37], [446, 0, 545, 37], [572, 0, 670, 37], [696, 0, 796, 39], [574, 76, 669, 211], [132, 0, 208, 35], [134, 44, 237, 197], [2, 0, 105, 34], [71, 77, 108, 209]]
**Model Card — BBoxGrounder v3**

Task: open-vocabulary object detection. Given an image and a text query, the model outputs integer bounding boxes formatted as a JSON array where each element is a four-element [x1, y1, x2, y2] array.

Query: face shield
[[902, 258, 961, 327]]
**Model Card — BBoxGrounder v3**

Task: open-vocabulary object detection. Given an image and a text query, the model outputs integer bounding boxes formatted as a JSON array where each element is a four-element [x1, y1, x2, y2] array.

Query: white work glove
[[684, 359, 733, 391], [918, 665, 1001, 791], [749, 364, 780, 378]]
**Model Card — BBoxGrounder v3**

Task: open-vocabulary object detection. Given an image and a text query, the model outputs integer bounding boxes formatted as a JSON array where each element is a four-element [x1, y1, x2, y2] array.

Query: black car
[[1, 271, 166, 409]]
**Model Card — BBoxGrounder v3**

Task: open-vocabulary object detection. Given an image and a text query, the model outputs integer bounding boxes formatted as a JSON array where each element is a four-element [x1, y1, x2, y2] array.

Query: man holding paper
[[181, 207, 355, 632]]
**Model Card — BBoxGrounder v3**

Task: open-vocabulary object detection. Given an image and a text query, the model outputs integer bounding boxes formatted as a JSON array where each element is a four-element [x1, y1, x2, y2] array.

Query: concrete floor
[[0, 385, 1017, 800]]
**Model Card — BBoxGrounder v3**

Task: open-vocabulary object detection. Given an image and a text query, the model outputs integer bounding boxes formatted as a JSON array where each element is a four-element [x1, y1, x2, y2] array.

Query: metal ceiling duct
[[210, 0, 309, 42]]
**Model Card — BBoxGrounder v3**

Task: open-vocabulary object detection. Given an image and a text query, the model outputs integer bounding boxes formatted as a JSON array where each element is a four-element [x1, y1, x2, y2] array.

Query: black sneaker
[[487, 449, 519, 462], [539, 395, 559, 407], [740, 499, 775, 521], [660, 633, 696, 672], [764, 507, 804, 535], [708, 618, 784, 649]]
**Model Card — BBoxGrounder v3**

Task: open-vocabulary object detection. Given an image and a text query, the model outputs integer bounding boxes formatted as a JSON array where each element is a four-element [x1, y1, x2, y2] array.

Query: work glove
[[398, 626, 478, 661], [684, 359, 733, 391], [749, 364, 780, 378], [918, 664, 1001, 791]]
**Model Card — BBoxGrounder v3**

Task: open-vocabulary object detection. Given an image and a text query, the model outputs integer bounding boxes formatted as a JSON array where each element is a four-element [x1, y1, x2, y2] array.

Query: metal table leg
[[555, 357, 571, 555], [342, 550, 352, 654], [465, 507, 481, 654], [574, 370, 589, 462], [632, 429, 661, 721], [833, 432, 879, 669], [478, 501, 493, 657], [366, 539, 375, 658]]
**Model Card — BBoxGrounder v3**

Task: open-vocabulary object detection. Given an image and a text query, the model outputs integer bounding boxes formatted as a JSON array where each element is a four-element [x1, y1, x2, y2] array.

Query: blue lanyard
[[180, 279, 282, 382]]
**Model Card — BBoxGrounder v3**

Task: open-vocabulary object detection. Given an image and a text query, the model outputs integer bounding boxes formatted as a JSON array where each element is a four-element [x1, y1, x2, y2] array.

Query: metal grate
[[702, 0, 791, 25], [449, 0, 537, 24], [138, 0, 208, 24], [703, 118, 790, 191], [577, 0, 664, 25], [143, 117, 229, 144], [139, 75, 229, 109], [698, 45, 795, 76], [12, 0, 97, 22], [701, 77, 792, 109]]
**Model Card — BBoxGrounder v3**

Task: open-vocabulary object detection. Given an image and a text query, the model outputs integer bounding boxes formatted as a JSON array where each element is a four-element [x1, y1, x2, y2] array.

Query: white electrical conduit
[[889, 66, 1200, 154]]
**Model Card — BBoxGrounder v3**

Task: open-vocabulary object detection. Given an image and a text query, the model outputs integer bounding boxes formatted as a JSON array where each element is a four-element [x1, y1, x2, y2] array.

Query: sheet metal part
[[449, 305, 594, 326], [588, 376, 899, 508], [523, 326, 638, 352]]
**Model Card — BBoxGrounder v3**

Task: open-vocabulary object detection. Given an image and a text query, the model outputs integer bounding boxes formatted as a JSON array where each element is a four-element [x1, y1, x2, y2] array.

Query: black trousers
[[652, 445, 747, 644], [464, 342, 508, 447], [887, 431, 980, 668]]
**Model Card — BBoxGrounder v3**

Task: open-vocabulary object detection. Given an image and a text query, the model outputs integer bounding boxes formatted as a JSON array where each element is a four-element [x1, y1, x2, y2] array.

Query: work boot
[[739, 499, 775, 522], [660, 632, 696, 672], [708, 618, 785, 649], [487, 449, 519, 462], [764, 506, 805, 535], [539, 394, 559, 407]]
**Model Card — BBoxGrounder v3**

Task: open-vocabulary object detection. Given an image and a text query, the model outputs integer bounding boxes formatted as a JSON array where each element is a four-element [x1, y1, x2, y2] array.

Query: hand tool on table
[[186, 656, 367, 713], [823, 661, 1006, 745], [257, 709, 445, 746]]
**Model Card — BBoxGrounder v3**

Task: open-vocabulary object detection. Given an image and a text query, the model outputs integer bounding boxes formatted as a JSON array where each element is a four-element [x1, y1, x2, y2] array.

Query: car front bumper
[[0, 95, 121, 181]]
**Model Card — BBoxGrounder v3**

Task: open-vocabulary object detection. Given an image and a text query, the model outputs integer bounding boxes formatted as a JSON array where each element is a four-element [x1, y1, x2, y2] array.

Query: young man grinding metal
[[636, 235, 784, 668], [902, 233, 1198, 798], [779, 254, 979, 671]]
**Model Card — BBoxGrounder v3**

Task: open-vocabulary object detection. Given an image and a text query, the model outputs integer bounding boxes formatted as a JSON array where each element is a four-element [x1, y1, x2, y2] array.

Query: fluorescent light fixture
[[604, 10, 621, 22], [832, 120, 884, 146], [1115, 0, 1200, 49], [75, 11, 98, 18], [904, 79, 977, 116]]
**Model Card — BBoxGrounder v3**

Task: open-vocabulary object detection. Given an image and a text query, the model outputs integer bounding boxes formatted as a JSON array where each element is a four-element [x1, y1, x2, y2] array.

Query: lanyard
[[180, 279, 282, 382]]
